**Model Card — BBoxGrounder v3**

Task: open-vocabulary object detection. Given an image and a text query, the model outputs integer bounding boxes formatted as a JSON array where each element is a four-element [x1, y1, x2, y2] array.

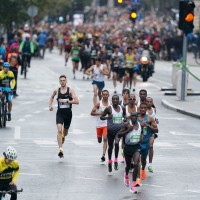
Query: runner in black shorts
[[49, 75, 79, 158]]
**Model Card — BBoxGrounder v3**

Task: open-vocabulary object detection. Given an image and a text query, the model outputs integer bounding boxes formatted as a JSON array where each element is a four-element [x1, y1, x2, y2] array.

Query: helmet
[[5, 146, 17, 161], [3, 62, 10, 68]]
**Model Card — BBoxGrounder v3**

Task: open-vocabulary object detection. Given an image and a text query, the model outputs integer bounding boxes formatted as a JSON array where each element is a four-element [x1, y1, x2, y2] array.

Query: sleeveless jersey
[[93, 65, 105, 82], [107, 105, 123, 135], [147, 107, 156, 120], [137, 114, 151, 143], [96, 100, 111, 128], [125, 122, 141, 145], [57, 87, 72, 111], [125, 54, 134, 69], [126, 105, 138, 117]]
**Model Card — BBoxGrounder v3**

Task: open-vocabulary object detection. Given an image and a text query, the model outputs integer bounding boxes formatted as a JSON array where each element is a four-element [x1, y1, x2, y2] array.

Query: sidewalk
[[161, 53, 200, 120]]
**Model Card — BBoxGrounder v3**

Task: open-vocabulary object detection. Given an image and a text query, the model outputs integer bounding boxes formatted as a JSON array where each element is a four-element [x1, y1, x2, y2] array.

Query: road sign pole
[[181, 34, 187, 101]]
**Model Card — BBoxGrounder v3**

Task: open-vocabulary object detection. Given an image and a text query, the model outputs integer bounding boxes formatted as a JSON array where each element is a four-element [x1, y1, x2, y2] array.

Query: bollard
[[171, 62, 182, 88]]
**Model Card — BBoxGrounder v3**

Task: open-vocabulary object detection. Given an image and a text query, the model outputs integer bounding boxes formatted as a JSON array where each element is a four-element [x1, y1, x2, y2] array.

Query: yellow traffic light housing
[[118, 0, 123, 3]]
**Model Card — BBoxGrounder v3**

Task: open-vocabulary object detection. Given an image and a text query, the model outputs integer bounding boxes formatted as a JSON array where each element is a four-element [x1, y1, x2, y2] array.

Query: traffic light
[[178, 0, 195, 34], [118, 0, 123, 3], [129, 9, 137, 23]]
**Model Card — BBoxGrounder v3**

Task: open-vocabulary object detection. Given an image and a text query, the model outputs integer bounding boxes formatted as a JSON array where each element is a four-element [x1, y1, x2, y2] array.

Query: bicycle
[[0, 88, 10, 128], [0, 188, 23, 200], [22, 53, 30, 79]]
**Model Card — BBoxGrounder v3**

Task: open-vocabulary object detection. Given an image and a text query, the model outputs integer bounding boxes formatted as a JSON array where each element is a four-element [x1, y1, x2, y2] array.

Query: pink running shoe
[[130, 181, 137, 194], [124, 174, 130, 187]]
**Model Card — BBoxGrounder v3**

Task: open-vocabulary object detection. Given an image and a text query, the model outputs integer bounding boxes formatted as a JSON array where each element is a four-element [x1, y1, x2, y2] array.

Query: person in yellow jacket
[[0, 146, 19, 200], [0, 62, 16, 121]]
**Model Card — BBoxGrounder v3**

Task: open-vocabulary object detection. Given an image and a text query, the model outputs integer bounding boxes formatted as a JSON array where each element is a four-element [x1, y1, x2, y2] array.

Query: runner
[[117, 112, 143, 193], [138, 103, 158, 180], [100, 95, 126, 172], [146, 97, 159, 173], [91, 90, 111, 162], [85, 57, 109, 105], [71, 42, 80, 79], [119, 88, 130, 107], [49, 75, 79, 158]]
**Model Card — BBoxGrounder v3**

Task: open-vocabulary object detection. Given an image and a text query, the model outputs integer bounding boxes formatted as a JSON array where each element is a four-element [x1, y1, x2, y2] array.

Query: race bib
[[113, 116, 123, 124], [130, 134, 140, 143]]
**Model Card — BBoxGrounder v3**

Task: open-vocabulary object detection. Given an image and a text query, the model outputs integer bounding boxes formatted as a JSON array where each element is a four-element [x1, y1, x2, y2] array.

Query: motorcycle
[[139, 49, 154, 82]]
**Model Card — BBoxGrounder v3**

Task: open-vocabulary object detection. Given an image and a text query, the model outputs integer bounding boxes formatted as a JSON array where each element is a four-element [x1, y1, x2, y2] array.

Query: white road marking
[[40, 146, 57, 148], [155, 193, 176, 197], [14, 126, 21, 139], [65, 165, 98, 168], [20, 173, 43, 176], [75, 177, 104, 181], [34, 140, 57, 145], [143, 184, 163, 188], [18, 118, 25, 122], [188, 143, 200, 148], [74, 114, 91, 118], [159, 117, 186, 120], [187, 190, 200, 194], [69, 129, 88, 135], [154, 142, 175, 147], [33, 111, 41, 114], [44, 107, 49, 110], [170, 131, 200, 137], [73, 140, 96, 146], [150, 77, 172, 86], [24, 114, 32, 118]]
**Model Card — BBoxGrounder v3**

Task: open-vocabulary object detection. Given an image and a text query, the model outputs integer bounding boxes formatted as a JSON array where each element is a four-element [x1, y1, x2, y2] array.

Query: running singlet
[[125, 54, 134, 69], [72, 48, 80, 61], [147, 107, 156, 120], [126, 105, 138, 117], [107, 105, 123, 135], [137, 114, 151, 143], [125, 122, 141, 145], [96, 100, 110, 128], [93, 65, 105, 82], [57, 87, 72, 110]]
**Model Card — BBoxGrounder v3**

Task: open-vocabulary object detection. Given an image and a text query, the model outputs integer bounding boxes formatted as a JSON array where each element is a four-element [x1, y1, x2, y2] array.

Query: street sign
[[27, 5, 38, 17]]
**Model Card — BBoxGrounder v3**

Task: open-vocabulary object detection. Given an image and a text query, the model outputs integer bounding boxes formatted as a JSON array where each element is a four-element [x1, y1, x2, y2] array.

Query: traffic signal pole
[[181, 34, 187, 101]]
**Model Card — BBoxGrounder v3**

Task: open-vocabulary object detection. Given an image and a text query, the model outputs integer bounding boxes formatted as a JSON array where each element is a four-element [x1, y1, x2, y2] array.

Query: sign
[[27, 5, 38, 17]]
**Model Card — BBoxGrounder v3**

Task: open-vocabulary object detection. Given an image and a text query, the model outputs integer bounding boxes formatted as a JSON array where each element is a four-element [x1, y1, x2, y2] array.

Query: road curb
[[161, 99, 200, 120]]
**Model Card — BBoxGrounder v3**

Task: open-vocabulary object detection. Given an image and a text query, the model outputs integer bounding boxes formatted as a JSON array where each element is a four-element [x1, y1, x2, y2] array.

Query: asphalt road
[[0, 49, 200, 200]]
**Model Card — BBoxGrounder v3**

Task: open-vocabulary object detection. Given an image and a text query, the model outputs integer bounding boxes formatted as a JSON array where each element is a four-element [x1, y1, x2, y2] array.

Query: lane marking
[[154, 142, 175, 147], [14, 126, 21, 139], [34, 140, 57, 145], [170, 131, 200, 137], [18, 118, 25, 122], [33, 111, 41, 114], [143, 184, 163, 188], [187, 190, 200, 194], [44, 107, 49, 110], [20, 173, 43, 176], [72, 141, 96, 146], [188, 143, 200, 148], [24, 114, 32, 118], [159, 117, 186, 120], [65, 165, 98, 168], [150, 77, 172, 86], [75, 177, 104, 181], [155, 193, 176, 197]]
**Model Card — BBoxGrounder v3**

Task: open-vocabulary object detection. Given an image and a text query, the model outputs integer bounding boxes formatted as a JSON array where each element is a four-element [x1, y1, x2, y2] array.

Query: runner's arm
[[100, 106, 112, 120], [91, 102, 101, 116], [117, 123, 131, 138], [49, 89, 57, 110], [69, 88, 79, 104], [85, 65, 94, 76], [148, 116, 158, 133]]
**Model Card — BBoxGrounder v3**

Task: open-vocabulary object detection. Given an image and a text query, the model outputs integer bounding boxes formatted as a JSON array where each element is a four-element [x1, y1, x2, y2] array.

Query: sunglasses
[[129, 98, 136, 100]]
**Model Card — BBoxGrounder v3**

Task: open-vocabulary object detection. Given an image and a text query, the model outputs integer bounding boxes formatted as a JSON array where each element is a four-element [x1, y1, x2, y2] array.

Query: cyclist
[[0, 62, 16, 121], [0, 146, 19, 200], [19, 36, 34, 75]]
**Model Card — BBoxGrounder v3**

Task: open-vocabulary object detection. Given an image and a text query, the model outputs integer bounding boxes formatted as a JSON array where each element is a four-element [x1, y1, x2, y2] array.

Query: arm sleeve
[[12, 165, 19, 183], [10, 72, 16, 90], [19, 41, 24, 53]]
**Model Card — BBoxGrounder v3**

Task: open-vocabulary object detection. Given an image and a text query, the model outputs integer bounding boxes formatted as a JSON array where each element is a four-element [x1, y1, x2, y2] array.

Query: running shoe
[[124, 174, 130, 187], [148, 165, 153, 173], [136, 178, 142, 187], [108, 160, 112, 172], [101, 155, 105, 162], [130, 181, 137, 194], [141, 170, 146, 180], [58, 148, 64, 158], [121, 157, 125, 163]]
